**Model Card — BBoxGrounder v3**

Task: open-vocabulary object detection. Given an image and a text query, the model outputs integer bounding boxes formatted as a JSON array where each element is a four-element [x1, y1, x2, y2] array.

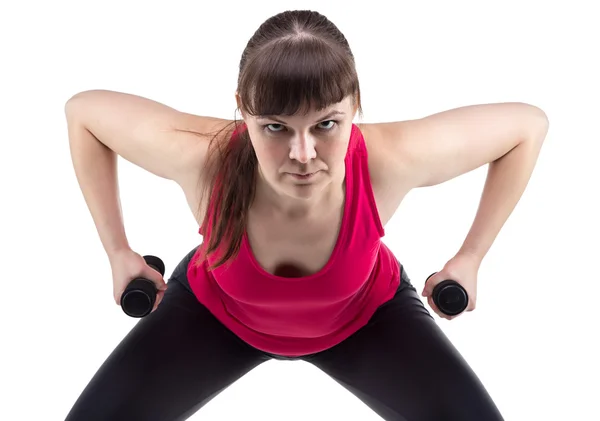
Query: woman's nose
[[289, 136, 316, 163]]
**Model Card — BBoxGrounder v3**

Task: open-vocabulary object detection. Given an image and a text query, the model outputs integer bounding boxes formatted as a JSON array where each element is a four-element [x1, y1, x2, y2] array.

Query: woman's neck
[[253, 171, 345, 221]]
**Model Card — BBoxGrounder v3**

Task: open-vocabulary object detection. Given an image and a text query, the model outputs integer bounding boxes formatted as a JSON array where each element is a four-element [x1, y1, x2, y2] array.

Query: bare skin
[[175, 95, 413, 277], [66, 89, 547, 281], [174, 96, 546, 278]]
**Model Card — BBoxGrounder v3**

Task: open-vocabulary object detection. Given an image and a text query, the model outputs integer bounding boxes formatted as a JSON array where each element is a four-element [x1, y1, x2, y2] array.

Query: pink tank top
[[187, 123, 401, 356]]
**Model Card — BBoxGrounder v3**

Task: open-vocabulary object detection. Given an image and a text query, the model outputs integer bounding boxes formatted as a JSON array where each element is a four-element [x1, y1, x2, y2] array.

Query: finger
[[422, 273, 438, 297], [152, 290, 165, 312], [114, 290, 123, 306], [153, 276, 168, 291]]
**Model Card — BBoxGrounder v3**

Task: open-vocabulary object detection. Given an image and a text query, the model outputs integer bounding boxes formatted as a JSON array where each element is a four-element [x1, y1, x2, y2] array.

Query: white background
[[2, 1, 598, 420]]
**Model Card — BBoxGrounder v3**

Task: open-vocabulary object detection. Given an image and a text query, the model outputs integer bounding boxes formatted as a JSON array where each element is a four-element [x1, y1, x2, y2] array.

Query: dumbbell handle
[[120, 255, 165, 318], [426, 272, 469, 316]]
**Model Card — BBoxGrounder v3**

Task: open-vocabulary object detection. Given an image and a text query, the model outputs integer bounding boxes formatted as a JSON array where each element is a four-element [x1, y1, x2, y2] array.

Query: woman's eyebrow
[[257, 110, 346, 123]]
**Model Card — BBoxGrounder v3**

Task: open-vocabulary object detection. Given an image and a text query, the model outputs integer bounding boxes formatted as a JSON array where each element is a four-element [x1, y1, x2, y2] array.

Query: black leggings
[[65, 246, 504, 421]]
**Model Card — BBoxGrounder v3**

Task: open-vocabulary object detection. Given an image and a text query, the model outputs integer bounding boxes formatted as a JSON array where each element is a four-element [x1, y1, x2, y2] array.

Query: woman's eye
[[317, 120, 336, 130], [264, 120, 337, 133], [265, 123, 285, 132]]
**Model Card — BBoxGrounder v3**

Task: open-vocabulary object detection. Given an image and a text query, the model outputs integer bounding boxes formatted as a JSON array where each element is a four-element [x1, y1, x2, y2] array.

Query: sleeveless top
[[187, 123, 401, 356]]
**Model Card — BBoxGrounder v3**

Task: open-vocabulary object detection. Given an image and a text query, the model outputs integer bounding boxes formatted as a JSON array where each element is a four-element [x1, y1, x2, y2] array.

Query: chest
[[245, 207, 344, 278]]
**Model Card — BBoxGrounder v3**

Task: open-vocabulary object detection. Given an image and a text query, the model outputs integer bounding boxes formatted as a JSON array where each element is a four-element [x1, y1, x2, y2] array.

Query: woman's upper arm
[[366, 103, 548, 189], [361, 102, 548, 221], [65, 89, 233, 187]]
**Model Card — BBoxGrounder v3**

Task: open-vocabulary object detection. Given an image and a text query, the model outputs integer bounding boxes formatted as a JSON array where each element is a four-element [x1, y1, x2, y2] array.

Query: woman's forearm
[[458, 123, 548, 262], [65, 104, 130, 258]]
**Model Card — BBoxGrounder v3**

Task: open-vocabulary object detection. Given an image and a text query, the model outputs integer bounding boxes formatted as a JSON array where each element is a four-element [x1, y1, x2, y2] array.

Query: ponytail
[[194, 121, 257, 270]]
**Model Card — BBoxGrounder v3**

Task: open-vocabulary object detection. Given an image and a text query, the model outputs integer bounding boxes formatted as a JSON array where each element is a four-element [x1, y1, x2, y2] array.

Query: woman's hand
[[109, 248, 168, 313], [421, 252, 482, 320]]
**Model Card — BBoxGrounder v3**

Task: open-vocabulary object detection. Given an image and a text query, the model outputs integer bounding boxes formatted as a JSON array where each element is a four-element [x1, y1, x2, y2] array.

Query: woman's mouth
[[288, 171, 318, 180]]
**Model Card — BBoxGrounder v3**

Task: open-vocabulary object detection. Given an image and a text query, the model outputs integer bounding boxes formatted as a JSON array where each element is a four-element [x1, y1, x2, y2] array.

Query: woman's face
[[239, 94, 357, 201]]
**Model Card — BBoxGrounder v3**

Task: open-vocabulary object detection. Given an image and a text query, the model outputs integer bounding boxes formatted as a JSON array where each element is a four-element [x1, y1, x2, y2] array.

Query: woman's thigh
[[65, 246, 270, 421], [303, 266, 504, 421]]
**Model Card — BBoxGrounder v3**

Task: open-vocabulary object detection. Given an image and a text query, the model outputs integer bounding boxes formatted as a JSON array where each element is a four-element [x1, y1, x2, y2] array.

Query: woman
[[64, 9, 548, 421]]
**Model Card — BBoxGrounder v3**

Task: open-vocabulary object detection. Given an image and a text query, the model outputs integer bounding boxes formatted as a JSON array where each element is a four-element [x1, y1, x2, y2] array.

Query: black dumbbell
[[120, 255, 165, 318], [426, 272, 469, 316]]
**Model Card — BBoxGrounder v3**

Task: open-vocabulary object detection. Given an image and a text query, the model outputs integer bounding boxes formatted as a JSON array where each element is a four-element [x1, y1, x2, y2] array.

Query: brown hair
[[195, 10, 363, 270]]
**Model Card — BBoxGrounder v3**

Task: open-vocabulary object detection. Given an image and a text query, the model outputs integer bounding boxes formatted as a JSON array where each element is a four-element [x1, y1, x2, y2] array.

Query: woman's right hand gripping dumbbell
[[109, 249, 168, 314]]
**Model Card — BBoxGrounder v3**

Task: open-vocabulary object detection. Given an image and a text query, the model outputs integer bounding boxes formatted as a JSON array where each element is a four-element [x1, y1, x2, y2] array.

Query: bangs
[[238, 36, 358, 117]]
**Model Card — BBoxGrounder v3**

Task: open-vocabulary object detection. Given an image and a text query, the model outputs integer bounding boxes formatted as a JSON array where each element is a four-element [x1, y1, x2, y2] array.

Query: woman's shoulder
[[176, 116, 237, 225], [357, 121, 414, 226]]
